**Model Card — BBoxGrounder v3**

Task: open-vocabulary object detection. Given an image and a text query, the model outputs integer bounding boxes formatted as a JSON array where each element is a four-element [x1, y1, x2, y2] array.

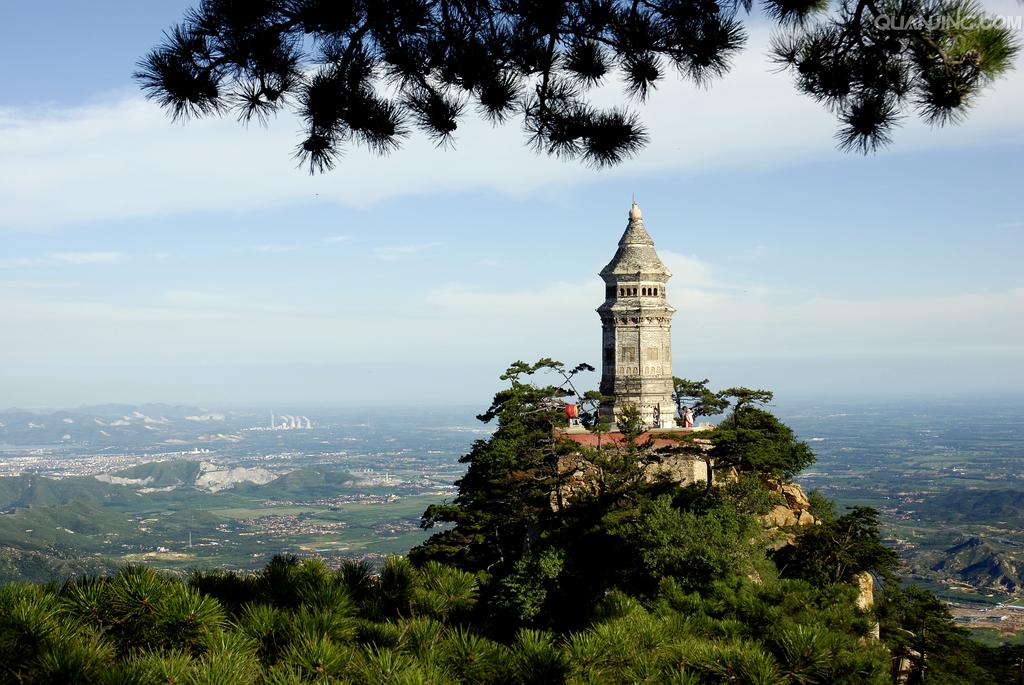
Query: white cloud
[[374, 242, 443, 260], [249, 244, 300, 253], [0, 257, 48, 268], [161, 290, 240, 309], [1, 20, 1022, 231], [420, 255, 1024, 362], [49, 251, 125, 264], [1, 260, 1020, 405], [0, 252, 126, 268], [0, 279, 73, 289], [661, 250, 720, 289]]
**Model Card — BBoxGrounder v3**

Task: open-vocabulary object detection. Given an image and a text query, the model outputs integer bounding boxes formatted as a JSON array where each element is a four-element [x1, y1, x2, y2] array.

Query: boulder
[[780, 482, 811, 511], [759, 481, 816, 529]]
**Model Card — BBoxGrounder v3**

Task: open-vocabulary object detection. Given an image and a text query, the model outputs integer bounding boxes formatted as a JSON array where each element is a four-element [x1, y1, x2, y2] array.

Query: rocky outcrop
[[550, 454, 603, 511], [759, 480, 816, 530], [762, 505, 816, 528], [551, 437, 715, 510], [856, 571, 881, 640], [643, 448, 708, 485]]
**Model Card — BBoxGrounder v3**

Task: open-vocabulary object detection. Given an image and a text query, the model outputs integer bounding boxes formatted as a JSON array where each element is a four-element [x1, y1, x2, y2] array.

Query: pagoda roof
[[600, 203, 672, 279]]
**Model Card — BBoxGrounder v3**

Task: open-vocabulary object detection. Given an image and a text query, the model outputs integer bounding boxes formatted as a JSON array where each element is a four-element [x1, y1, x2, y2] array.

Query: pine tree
[[137, 0, 1018, 171]]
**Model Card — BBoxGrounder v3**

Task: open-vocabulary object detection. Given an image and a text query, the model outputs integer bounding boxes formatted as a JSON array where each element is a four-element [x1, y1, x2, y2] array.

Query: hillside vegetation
[[930, 537, 1024, 594], [0, 463, 361, 582], [1, 360, 1021, 683]]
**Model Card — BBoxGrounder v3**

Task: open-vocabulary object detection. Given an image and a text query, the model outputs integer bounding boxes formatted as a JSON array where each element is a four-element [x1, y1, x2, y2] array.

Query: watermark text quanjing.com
[[874, 12, 1023, 31]]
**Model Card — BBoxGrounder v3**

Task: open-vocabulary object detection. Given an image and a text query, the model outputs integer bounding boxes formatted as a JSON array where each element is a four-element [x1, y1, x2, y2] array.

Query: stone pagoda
[[597, 202, 676, 429]]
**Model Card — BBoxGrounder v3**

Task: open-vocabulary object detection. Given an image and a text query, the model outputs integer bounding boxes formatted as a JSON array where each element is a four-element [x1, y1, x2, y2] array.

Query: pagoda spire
[[620, 202, 655, 245]]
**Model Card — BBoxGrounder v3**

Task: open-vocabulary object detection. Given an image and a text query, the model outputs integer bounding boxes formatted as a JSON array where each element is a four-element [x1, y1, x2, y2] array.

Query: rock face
[[641, 453, 707, 485], [550, 453, 603, 511], [550, 440, 818, 541], [856, 572, 881, 640], [550, 436, 725, 510], [759, 480, 816, 530]]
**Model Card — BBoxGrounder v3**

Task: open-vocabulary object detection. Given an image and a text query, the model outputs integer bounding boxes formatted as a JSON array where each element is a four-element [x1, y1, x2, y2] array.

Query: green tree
[[672, 377, 729, 425], [710, 407, 816, 482], [718, 386, 775, 426], [877, 583, 1005, 685], [774, 504, 899, 586], [410, 358, 584, 572], [138, 0, 1018, 171]]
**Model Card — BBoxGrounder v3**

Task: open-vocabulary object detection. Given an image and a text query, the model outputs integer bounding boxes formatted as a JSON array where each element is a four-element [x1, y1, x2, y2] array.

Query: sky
[[0, 2, 1022, 410]]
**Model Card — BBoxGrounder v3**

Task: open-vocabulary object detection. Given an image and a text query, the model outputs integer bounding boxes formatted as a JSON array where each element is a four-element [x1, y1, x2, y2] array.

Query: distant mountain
[[0, 459, 334, 511], [0, 546, 119, 584], [930, 537, 1023, 594], [239, 467, 358, 499], [98, 459, 279, 493], [921, 489, 1024, 527], [0, 499, 137, 552], [0, 404, 245, 447], [0, 474, 129, 510], [103, 460, 204, 488]]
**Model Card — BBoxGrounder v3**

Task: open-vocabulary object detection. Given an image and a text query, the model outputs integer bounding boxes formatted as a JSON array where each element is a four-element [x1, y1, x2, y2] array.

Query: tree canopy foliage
[[672, 377, 729, 422], [137, 0, 1019, 171], [711, 407, 816, 480], [0, 358, 1018, 684]]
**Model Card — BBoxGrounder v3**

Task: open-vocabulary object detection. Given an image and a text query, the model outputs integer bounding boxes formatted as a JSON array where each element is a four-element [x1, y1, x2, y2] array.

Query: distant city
[[1, 398, 1022, 641]]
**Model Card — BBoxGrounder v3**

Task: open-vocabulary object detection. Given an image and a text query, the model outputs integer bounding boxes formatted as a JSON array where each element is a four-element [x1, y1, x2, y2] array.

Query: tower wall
[[597, 205, 676, 429]]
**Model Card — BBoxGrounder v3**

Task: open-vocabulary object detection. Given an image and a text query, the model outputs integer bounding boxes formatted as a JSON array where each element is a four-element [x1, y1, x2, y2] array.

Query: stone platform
[[556, 424, 714, 448]]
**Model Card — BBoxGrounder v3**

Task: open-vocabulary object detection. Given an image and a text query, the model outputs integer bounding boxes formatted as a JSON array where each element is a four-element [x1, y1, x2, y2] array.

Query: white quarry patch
[[109, 419, 130, 427], [195, 462, 276, 492], [143, 415, 171, 425], [186, 413, 226, 422], [27, 422, 44, 429], [94, 459, 276, 493], [62, 418, 75, 424], [100, 430, 110, 436], [199, 433, 244, 443], [93, 418, 107, 425], [95, 474, 155, 486]]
